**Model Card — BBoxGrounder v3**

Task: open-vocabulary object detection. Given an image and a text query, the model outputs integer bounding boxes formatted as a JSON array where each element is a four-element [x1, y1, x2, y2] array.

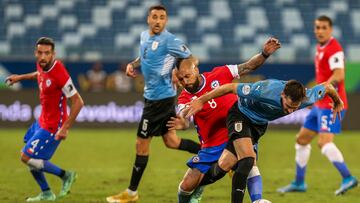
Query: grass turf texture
[[0, 128, 359, 203]]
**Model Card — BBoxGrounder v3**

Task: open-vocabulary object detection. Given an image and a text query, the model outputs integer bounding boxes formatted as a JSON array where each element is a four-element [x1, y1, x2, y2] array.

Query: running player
[[6, 37, 84, 201], [277, 15, 358, 195]]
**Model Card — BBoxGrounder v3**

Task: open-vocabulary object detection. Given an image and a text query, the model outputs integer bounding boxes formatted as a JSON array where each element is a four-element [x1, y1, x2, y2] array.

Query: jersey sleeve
[[54, 63, 78, 98], [300, 84, 326, 108], [236, 83, 260, 99], [167, 35, 191, 59], [328, 51, 345, 70], [211, 65, 239, 83]]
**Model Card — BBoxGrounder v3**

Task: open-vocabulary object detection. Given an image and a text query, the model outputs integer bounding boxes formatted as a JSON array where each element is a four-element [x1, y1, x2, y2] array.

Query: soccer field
[[0, 128, 359, 203]]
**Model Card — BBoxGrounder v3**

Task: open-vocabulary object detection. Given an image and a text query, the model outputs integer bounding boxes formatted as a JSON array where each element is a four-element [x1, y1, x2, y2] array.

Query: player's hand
[[126, 63, 137, 78], [55, 127, 68, 141], [5, 74, 21, 86], [263, 37, 281, 56], [330, 99, 344, 122], [166, 116, 188, 130], [185, 99, 204, 118]]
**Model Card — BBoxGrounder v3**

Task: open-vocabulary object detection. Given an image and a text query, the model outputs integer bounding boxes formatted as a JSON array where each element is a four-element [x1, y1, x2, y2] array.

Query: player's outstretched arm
[[126, 57, 141, 78], [324, 83, 344, 121], [237, 37, 281, 76], [5, 71, 38, 85], [186, 83, 238, 118], [55, 93, 84, 140]]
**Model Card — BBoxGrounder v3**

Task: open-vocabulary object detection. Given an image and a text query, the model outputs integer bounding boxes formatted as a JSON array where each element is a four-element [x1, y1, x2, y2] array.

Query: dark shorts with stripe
[[137, 97, 176, 138]]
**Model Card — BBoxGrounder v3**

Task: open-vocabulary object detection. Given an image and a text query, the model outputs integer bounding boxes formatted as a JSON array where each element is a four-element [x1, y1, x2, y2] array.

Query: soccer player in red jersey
[[6, 37, 84, 201], [278, 15, 358, 195], [168, 38, 280, 203]]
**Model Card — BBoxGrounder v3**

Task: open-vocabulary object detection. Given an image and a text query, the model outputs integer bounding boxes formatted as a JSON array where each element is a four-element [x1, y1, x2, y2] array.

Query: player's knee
[[178, 181, 194, 194], [296, 135, 311, 145], [135, 140, 150, 155], [235, 157, 254, 175], [25, 158, 44, 170], [317, 139, 331, 148], [20, 153, 30, 164]]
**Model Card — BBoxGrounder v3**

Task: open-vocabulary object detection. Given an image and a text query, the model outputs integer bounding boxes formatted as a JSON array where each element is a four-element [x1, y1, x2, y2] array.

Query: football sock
[[178, 138, 201, 154], [295, 143, 311, 184], [232, 157, 254, 203], [199, 163, 227, 186], [42, 161, 65, 178], [128, 155, 149, 191], [29, 169, 50, 192], [247, 166, 262, 202], [321, 142, 351, 178], [177, 185, 192, 203]]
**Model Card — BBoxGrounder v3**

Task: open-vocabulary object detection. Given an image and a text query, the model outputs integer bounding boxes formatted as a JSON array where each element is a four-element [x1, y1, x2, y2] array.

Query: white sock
[[321, 142, 344, 162], [127, 188, 137, 195], [295, 143, 311, 168]]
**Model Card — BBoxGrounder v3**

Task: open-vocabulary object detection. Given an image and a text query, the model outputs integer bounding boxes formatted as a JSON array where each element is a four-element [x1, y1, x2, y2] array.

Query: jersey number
[[208, 99, 217, 109], [142, 119, 149, 131], [31, 139, 40, 150], [321, 115, 328, 130]]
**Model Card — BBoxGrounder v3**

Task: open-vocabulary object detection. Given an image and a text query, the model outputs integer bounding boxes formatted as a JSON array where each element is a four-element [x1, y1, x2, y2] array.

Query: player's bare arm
[[126, 57, 141, 78], [237, 37, 281, 76], [55, 93, 84, 140], [186, 83, 237, 117], [5, 71, 38, 85], [327, 68, 345, 86], [323, 83, 344, 121]]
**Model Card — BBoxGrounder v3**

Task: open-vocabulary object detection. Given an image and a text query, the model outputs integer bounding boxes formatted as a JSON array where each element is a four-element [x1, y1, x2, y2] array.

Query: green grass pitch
[[0, 128, 359, 203]]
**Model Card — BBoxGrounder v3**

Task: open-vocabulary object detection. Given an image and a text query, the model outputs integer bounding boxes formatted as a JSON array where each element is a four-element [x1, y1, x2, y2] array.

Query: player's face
[[281, 93, 301, 114], [314, 20, 332, 45], [147, 9, 167, 35], [35, 44, 55, 70], [177, 64, 201, 94]]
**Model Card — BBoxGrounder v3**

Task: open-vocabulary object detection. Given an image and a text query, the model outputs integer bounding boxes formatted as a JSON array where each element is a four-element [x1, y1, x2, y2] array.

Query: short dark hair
[[36, 37, 55, 50], [148, 5, 167, 15], [284, 80, 306, 103], [316, 15, 333, 27]]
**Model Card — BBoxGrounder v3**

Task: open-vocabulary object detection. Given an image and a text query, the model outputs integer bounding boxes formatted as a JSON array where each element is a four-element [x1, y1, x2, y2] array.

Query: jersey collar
[[318, 36, 334, 49]]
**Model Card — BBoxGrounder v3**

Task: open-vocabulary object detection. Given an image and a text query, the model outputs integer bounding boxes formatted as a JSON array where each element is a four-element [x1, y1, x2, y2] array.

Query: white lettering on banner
[[0, 101, 32, 121]]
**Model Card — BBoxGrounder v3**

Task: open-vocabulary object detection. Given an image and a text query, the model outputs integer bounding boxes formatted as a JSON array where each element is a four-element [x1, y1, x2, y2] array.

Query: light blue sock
[[30, 170, 50, 192], [42, 161, 65, 178], [247, 175, 262, 202]]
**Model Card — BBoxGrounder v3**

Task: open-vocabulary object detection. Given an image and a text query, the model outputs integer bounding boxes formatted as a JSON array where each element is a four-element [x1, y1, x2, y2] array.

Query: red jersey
[[314, 37, 348, 109], [37, 60, 77, 133], [178, 65, 239, 148]]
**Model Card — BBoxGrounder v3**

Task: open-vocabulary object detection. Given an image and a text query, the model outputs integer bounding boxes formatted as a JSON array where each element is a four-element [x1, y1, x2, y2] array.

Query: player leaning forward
[[6, 37, 84, 201]]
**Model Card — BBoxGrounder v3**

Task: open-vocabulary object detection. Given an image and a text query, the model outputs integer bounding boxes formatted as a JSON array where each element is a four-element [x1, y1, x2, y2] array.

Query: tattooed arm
[[237, 37, 281, 76]]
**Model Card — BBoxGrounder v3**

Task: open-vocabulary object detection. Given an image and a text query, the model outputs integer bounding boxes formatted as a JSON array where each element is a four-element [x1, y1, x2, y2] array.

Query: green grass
[[0, 128, 359, 203]]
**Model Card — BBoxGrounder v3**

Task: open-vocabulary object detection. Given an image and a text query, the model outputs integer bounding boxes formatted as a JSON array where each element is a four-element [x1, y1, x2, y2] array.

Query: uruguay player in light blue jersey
[[185, 79, 344, 203], [106, 5, 200, 203]]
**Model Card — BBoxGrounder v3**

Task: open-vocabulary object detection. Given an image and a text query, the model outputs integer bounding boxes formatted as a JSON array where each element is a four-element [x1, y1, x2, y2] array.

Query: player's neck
[[42, 60, 55, 72]]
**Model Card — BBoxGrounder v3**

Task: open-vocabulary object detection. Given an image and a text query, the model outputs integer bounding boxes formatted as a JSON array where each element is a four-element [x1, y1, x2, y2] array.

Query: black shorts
[[137, 97, 176, 138], [225, 102, 267, 155]]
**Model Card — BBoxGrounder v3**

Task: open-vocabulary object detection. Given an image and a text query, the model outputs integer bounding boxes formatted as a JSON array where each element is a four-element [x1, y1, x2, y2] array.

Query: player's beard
[[39, 60, 52, 71], [185, 78, 200, 94]]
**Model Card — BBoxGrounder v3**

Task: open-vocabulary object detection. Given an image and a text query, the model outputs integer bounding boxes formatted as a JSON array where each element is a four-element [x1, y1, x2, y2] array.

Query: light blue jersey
[[236, 79, 326, 125], [140, 29, 191, 100]]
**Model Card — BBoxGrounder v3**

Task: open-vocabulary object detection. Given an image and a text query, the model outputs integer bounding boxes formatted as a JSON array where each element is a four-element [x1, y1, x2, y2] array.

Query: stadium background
[[0, 1, 359, 203]]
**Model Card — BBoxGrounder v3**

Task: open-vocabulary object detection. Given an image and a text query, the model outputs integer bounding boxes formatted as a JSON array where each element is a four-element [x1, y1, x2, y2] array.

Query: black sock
[[199, 163, 227, 186], [178, 138, 201, 154], [128, 155, 149, 191], [232, 157, 254, 203]]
